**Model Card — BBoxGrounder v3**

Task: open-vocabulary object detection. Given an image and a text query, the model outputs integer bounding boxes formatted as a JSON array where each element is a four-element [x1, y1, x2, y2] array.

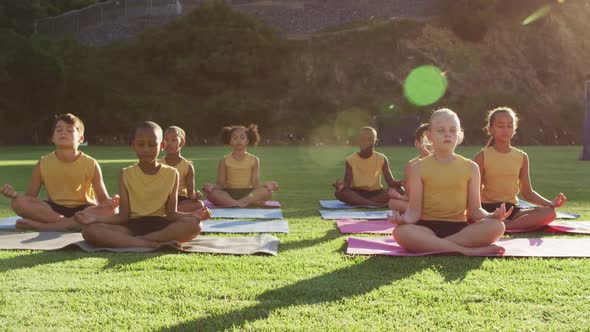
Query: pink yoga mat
[[337, 219, 393, 234], [544, 221, 590, 234], [339, 220, 590, 235], [347, 236, 590, 257], [204, 200, 281, 208]]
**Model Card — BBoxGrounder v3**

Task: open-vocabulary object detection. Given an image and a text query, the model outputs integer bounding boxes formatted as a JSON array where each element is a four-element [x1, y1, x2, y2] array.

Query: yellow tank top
[[39, 152, 97, 208], [420, 155, 473, 222], [224, 153, 256, 189], [346, 152, 385, 191], [123, 164, 177, 218], [160, 157, 192, 198], [481, 147, 525, 205]]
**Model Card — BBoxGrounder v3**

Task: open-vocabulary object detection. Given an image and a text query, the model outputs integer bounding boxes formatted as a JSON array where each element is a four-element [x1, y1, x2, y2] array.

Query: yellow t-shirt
[[224, 153, 257, 189], [481, 147, 525, 205], [123, 164, 177, 218], [39, 152, 97, 207], [346, 152, 385, 191], [160, 157, 193, 198], [420, 155, 473, 222]]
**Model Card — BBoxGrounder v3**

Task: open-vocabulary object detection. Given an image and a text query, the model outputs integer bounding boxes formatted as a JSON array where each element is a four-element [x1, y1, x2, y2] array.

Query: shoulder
[[79, 152, 98, 166], [122, 164, 138, 173], [375, 151, 386, 161], [161, 164, 177, 174], [458, 154, 475, 166], [122, 164, 138, 178], [409, 158, 422, 175], [512, 147, 527, 159], [473, 149, 485, 161], [79, 152, 96, 161], [39, 152, 55, 163], [182, 157, 193, 166], [345, 153, 357, 161]]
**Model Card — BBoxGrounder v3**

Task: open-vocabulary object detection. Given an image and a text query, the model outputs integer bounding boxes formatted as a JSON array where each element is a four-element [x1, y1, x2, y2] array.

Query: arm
[[519, 154, 566, 207], [473, 151, 485, 191], [1, 162, 42, 199], [251, 157, 261, 187], [91, 162, 111, 204], [203, 159, 226, 193], [167, 172, 212, 221], [343, 161, 353, 188], [382, 158, 403, 190], [250, 157, 278, 191], [75, 172, 130, 225], [382, 158, 396, 187], [25, 162, 43, 197], [186, 163, 195, 199], [389, 162, 422, 224], [401, 161, 412, 187], [467, 162, 512, 221]]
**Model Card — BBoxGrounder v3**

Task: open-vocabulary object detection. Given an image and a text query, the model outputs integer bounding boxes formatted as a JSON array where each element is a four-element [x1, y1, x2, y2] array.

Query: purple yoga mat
[[338, 220, 590, 235], [347, 236, 590, 257], [204, 200, 281, 208], [505, 221, 590, 234]]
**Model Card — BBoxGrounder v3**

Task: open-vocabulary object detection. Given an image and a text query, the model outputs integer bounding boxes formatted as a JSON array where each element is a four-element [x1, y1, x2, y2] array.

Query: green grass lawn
[[0, 145, 589, 331]]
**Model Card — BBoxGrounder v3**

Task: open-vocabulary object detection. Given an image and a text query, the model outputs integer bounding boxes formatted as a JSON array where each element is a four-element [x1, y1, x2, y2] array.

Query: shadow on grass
[[279, 227, 341, 253], [159, 256, 485, 331], [0, 249, 169, 274]]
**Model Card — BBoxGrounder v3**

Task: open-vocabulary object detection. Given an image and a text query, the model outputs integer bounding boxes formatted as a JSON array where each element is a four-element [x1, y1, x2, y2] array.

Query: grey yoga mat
[[0, 231, 280, 255]]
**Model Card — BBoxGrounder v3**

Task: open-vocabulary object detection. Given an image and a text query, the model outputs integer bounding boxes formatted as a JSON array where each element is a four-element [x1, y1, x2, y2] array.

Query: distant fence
[[36, 0, 447, 45]]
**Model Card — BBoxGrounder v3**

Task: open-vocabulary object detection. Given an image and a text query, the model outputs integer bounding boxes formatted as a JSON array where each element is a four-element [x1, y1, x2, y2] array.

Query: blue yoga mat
[[320, 210, 389, 220], [319, 200, 386, 209], [0, 216, 19, 230], [210, 208, 283, 219], [201, 220, 289, 233]]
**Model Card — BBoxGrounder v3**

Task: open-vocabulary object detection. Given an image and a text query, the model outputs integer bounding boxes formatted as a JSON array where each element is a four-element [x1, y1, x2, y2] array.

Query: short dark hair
[[53, 113, 85, 136], [414, 123, 429, 142], [221, 124, 260, 146], [134, 121, 163, 141]]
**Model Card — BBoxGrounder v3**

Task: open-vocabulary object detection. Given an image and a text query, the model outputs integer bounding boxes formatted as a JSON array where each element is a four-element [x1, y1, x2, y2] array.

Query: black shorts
[[351, 189, 384, 199], [178, 196, 191, 203], [416, 220, 469, 238], [481, 202, 521, 220], [223, 188, 254, 200], [45, 200, 93, 218], [124, 216, 172, 236]]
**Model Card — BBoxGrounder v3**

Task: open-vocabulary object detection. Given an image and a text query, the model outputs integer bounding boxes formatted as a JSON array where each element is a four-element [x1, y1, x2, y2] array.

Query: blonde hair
[[485, 107, 518, 147], [359, 126, 377, 137], [165, 126, 187, 144], [427, 108, 464, 146]]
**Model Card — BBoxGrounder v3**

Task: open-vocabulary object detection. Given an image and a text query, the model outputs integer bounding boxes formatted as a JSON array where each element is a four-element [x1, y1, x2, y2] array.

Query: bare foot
[[463, 244, 505, 256], [136, 236, 164, 248], [15, 219, 38, 230]]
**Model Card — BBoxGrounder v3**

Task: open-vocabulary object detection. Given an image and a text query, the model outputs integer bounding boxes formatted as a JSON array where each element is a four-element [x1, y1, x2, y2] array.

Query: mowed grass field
[[0, 145, 589, 331]]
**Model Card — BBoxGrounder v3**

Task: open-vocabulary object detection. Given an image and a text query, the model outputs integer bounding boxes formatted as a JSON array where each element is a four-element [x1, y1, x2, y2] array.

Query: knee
[[334, 190, 344, 200], [81, 224, 103, 244], [542, 207, 557, 222], [392, 224, 412, 242], [178, 218, 201, 241], [194, 200, 205, 210], [260, 188, 272, 200], [10, 195, 26, 212], [484, 218, 506, 236]]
